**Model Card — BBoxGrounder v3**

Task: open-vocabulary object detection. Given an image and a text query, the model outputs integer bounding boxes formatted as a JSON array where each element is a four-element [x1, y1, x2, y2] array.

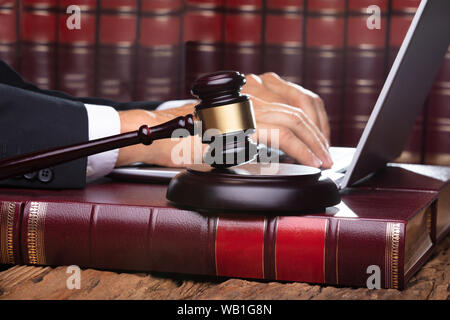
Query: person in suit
[[0, 60, 333, 189]]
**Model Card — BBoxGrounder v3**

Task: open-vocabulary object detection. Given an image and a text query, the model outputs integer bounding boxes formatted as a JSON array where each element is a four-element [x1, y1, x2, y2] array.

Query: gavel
[[0, 71, 258, 181]]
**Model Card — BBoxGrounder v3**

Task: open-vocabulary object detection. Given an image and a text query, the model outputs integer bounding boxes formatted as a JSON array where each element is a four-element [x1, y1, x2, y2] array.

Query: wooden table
[[0, 236, 448, 300]]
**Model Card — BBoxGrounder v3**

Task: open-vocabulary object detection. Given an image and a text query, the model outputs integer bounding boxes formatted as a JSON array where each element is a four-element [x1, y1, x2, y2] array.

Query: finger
[[269, 101, 330, 149], [254, 122, 323, 168], [291, 88, 331, 141], [250, 96, 331, 157], [243, 74, 283, 102], [255, 109, 333, 168], [259, 72, 322, 128]]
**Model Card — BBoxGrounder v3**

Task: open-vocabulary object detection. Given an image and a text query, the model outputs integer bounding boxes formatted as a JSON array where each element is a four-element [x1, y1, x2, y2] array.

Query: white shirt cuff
[[85, 99, 196, 182], [156, 99, 198, 110], [85, 104, 121, 182]]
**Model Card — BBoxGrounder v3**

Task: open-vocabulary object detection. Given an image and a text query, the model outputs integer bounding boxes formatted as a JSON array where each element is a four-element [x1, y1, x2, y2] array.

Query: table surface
[[0, 236, 448, 300]]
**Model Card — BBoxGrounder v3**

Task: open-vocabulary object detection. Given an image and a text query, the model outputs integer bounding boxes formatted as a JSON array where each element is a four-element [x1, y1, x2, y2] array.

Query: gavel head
[[191, 71, 258, 168]]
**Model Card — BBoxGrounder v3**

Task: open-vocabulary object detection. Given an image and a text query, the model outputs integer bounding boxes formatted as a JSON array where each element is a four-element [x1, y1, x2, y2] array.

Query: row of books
[[1, 163, 449, 289], [0, 0, 448, 165]]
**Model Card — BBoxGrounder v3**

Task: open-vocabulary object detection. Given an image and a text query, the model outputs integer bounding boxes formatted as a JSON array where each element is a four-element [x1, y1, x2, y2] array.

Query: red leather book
[[20, 0, 57, 90], [0, 163, 448, 289], [224, 0, 263, 74], [389, 0, 423, 163], [56, 0, 96, 97], [263, 0, 304, 84], [304, 0, 345, 146], [342, 0, 388, 147], [0, 0, 18, 70], [97, 0, 137, 102], [425, 47, 450, 166], [136, 0, 182, 101], [184, 0, 225, 97]]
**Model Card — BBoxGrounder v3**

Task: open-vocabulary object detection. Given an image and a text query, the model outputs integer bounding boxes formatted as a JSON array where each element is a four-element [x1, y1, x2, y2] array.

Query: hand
[[116, 103, 204, 168], [250, 95, 333, 169], [243, 72, 332, 168], [116, 73, 333, 169], [242, 72, 331, 141]]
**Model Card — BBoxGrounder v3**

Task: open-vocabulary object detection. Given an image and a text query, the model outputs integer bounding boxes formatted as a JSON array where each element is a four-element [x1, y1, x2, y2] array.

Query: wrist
[[118, 109, 155, 134], [115, 104, 198, 167], [116, 110, 156, 166]]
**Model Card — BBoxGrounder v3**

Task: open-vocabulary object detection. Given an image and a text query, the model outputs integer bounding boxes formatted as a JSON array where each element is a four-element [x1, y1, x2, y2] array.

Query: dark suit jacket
[[0, 60, 161, 189]]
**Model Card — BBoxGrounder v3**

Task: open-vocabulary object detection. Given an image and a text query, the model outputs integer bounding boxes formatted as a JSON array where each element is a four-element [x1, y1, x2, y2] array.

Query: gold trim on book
[[315, 79, 334, 86], [308, 10, 344, 16], [0, 202, 16, 264], [427, 209, 432, 235], [434, 117, 450, 125], [335, 220, 340, 285], [316, 50, 340, 58], [434, 125, 450, 132], [228, 5, 261, 12], [267, 6, 303, 13], [27, 202, 47, 265], [349, 44, 385, 51], [314, 87, 340, 94], [351, 79, 379, 87], [185, 9, 217, 17], [385, 223, 401, 289], [0, 2, 14, 9], [193, 44, 219, 53], [348, 49, 379, 57], [431, 87, 450, 94], [0, 44, 15, 52]]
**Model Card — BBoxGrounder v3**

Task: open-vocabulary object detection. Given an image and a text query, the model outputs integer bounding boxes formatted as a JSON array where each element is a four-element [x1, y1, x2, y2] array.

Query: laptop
[[110, 0, 450, 189]]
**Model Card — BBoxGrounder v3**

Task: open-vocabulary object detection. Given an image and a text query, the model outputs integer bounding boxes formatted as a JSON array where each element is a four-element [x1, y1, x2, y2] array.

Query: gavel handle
[[0, 114, 194, 181]]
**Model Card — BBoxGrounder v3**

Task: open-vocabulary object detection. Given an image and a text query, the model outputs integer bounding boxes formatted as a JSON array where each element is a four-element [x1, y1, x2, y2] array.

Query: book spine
[[342, 0, 389, 147], [424, 47, 450, 166], [97, 0, 137, 102], [0, 201, 22, 266], [184, 0, 225, 97], [389, 0, 422, 163], [0, 0, 19, 70], [0, 199, 408, 289], [224, 0, 263, 74], [304, 0, 346, 146], [135, 0, 183, 102], [56, 0, 97, 97], [20, 0, 57, 90], [263, 0, 304, 84]]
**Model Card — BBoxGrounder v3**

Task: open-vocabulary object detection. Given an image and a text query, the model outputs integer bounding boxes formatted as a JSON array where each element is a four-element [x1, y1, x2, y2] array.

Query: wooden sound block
[[166, 163, 341, 213]]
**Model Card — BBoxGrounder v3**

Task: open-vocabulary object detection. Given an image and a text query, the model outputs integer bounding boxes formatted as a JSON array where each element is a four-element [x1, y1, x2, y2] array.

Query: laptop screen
[[341, 0, 450, 188]]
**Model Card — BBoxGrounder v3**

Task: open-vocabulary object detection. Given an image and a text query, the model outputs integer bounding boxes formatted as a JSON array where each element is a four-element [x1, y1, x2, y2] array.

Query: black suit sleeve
[[0, 83, 89, 189], [0, 60, 161, 111], [0, 60, 162, 189]]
